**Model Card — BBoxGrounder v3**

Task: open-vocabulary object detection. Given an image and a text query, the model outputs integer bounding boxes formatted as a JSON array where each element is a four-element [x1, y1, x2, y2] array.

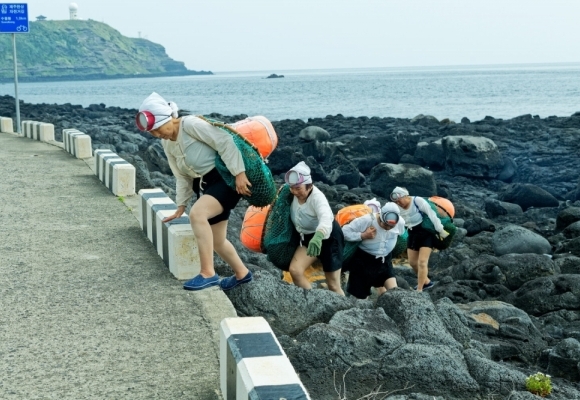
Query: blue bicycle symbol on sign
[[16, 24, 27, 31]]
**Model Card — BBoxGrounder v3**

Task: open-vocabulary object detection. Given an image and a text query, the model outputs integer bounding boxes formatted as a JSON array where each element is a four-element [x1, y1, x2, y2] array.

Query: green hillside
[[0, 19, 211, 82]]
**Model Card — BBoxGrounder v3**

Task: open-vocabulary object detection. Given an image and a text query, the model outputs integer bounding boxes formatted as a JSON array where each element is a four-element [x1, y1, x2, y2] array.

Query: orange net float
[[429, 196, 455, 218], [230, 116, 278, 159], [240, 204, 271, 253], [335, 204, 373, 227]]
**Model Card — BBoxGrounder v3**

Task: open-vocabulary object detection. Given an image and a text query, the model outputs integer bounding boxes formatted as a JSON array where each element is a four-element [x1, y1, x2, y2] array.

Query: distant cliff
[[0, 20, 212, 82]]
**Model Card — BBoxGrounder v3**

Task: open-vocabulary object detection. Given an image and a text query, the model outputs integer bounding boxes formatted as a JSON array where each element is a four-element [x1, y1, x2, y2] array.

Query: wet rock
[[414, 139, 445, 170], [563, 221, 580, 239], [484, 198, 523, 218], [285, 308, 405, 399], [377, 289, 461, 348], [379, 344, 480, 397], [442, 135, 503, 178], [499, 183, 560, 211], [554, 255, 580, 274], [492, 225, 552, 256], [543, 338, 580, 382], [223, 270, 362, 335], [464, 217, 497, 236], [298, 125, 331, 142], [463, 348, 526, 395], [369, 163, 436, 198], [458, 301, 547, 363], [505, 275, 580, 316]]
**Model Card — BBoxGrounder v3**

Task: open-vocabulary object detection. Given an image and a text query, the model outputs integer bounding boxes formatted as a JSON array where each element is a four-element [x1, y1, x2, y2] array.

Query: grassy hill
[[0, 19, 211, 82]]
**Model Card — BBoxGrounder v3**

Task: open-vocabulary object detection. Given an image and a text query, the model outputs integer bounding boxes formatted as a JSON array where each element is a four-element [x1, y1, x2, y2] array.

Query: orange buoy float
[[429, 196, 455, 218], [230, 116, 278, 159], [240, 205, 271, 252], [335, 204, 373, 227]]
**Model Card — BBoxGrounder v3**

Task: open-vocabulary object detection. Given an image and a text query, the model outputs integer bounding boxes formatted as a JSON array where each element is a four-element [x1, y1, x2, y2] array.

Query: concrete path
[[0, 132, 236, 399]]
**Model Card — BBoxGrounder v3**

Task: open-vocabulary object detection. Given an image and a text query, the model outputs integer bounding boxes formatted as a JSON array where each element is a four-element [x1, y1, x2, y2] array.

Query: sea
[[1, 63, 579, 122]]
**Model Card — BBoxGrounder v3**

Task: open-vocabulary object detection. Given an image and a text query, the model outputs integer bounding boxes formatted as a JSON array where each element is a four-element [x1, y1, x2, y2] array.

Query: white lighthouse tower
[[69, 3, 78, 20]]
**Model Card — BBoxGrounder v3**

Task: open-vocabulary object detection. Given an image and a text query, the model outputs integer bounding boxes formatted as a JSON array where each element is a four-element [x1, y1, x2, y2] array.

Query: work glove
[[438, 230, 450, 240], [307, 231, 325, 257]]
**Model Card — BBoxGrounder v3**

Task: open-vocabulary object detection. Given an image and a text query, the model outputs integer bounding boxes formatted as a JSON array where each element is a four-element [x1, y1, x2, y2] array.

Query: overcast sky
[[22, 0, 580, 72]]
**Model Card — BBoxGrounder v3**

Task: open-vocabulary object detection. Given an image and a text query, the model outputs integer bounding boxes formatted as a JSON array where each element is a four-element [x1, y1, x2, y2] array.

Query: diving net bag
[[262, 184, 300, 270], [415, 197, 457, 250], [200, 116, 277, 207]]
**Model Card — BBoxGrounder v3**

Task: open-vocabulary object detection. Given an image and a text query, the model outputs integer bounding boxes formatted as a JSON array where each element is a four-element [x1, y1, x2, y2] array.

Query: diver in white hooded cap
[[284, 161, 345, 295], [390, 186, 449, 291], [136, 92, 253, 292], [342, 202, 406, 299]]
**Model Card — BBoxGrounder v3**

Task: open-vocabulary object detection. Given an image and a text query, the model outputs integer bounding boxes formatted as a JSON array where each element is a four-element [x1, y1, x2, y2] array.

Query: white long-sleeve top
[[162, 116, 246, 206], [343, 213, 406, 258], [290, 186, 334, 240], [399, 196, 445, 233]]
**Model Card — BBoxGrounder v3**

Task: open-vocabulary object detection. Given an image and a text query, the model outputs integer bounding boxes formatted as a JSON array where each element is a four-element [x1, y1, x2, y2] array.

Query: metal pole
[[12, 33, 21, 134]]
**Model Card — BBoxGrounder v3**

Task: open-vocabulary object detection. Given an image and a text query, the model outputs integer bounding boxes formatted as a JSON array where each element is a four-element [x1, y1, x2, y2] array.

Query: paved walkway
[[0, 132, 236, 399]]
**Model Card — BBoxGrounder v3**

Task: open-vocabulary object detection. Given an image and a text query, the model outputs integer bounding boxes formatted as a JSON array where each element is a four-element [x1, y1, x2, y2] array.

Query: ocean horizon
[[1, 62, 579, 122]]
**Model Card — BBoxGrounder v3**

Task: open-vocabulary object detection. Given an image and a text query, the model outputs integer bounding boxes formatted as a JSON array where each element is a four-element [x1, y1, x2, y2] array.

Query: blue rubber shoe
[[219, 271, 253, 291], [414, 281, 435, 291], [183, 273, 219, 291]]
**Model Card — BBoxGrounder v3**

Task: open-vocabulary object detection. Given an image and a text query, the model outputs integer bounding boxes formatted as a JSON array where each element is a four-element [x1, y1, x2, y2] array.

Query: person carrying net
[[342, 202, 406, 299], [284, 162, 345, 295], [390, 187, 449, 292], [136, 92, 252, 291]]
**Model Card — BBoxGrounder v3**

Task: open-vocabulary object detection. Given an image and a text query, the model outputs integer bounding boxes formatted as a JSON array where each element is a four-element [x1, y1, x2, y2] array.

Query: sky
[[19, 0, 580, 73]]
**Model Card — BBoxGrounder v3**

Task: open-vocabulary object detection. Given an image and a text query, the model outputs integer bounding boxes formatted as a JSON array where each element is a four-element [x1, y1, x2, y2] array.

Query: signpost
[[1, 3, 29, 134]]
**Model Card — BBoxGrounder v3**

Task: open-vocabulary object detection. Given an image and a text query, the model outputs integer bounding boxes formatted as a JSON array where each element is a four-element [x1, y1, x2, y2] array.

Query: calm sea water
[[1, 63, 579, 122]]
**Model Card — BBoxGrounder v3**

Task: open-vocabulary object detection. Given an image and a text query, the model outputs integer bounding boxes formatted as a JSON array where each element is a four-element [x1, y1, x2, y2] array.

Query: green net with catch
[[262, 184, 300, 271], [200, 116, 277, 207]]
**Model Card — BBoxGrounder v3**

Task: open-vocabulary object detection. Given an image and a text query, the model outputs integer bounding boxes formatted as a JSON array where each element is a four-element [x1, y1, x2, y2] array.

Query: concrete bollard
[[32, 121, 42, 140], [39, 123, 55, 142], [21, 120, 33, 138], [155, 210, 201, 279], [93, 149, 136, 196], [63, 128, 92, 159], [138, 189, 200, 280], [0, 117, 14, 133], [220, 317, 310, 400]]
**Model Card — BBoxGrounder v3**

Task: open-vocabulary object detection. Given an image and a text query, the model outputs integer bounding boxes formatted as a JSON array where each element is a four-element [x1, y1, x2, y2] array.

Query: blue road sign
[[0, 3, 29, 33]]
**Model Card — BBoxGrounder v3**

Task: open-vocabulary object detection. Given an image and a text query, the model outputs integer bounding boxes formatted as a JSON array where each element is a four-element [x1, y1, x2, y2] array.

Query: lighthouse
[[69, 3, 78, 20]]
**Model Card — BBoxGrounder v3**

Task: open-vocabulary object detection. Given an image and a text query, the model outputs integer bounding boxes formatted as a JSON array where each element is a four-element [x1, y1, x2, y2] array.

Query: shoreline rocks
[[3, 95, 580, 399]]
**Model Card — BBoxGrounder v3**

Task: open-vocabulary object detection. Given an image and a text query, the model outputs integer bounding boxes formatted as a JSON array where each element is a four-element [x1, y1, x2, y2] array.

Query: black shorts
[[407, 223, 437, 251], [193, 168, 241, 226], [302, 220, 344, 273], [346, 248, 395, 299]]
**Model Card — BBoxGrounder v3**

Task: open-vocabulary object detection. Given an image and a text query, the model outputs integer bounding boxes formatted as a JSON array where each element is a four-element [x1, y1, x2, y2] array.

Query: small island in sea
[[266, 73, 284, 79]]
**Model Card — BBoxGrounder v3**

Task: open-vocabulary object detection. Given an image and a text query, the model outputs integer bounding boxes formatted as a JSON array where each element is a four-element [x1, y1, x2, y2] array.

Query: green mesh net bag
[[200, 116, 277, 207], [342, 241, 360, 264], [392, 228, 408, 257], [262, 184, 300, 271], [414, 197, 457, 250]]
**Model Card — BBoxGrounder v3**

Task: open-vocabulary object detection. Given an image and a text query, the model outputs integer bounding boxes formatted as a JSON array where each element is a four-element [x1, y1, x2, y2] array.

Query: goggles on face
[[135, 110, 170, 132], [380, 211, 399, 226], [390, 192, 406, 201], [284, 170, 311, 187]]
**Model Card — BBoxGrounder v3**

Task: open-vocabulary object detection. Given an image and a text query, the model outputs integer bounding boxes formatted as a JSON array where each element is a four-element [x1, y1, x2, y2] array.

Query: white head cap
[[285, 161, 312, 186], [390, 186, 409, 201], [364, 198, 381, 213], [380, 202, 400, 225], [136, 92, 179, 131]]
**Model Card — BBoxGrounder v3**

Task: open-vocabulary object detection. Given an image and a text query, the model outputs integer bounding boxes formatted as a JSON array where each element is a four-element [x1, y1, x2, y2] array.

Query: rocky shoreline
[[0, 70, 213, 84], [2, 95, 580, 399]]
